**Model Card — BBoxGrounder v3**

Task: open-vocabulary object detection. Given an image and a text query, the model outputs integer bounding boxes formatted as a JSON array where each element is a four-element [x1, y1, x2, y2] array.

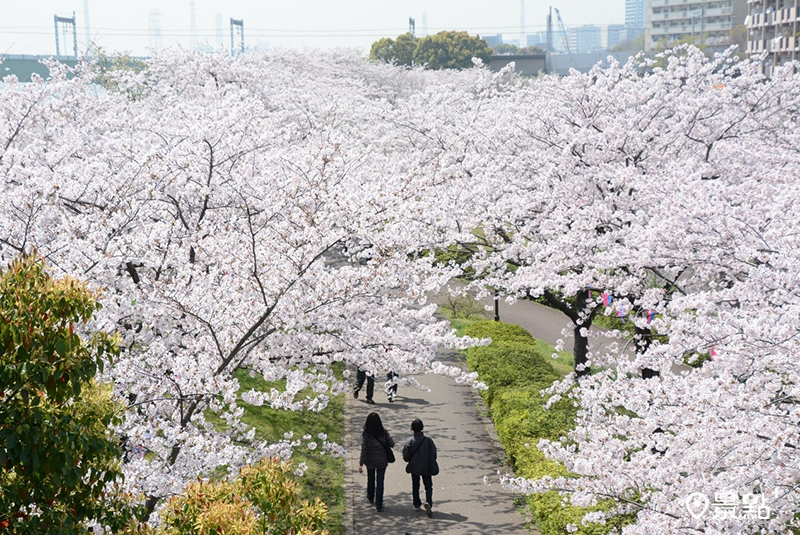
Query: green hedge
[[465, 342, 556, 405], [493, 386, 576, 460], [459, 320, 633, 535], [463, 321, 536, 345]]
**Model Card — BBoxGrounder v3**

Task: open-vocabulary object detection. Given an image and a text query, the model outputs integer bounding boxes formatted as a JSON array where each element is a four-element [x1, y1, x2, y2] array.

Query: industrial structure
[[745, 0, 800, 76], [83, 0, 91, 52], [545, 7, 572, 53], [149, 9, 163, 53], [645, 0, 747, 51], [189, 0, 199, 49], [230, 18, 245, 55], [54, 12, 79, 59]]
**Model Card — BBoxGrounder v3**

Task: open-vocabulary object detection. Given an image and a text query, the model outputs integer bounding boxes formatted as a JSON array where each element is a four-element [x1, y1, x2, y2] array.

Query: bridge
[[2, 54, 79, 81]]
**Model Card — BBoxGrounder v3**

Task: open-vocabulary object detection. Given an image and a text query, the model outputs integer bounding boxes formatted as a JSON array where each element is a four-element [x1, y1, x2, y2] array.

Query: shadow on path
[[344, 350, 531, 535]]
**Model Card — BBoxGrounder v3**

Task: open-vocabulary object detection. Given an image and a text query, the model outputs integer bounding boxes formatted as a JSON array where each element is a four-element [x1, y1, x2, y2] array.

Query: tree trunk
[[542, 289, 595, 378], [573, 321, 591, 378]]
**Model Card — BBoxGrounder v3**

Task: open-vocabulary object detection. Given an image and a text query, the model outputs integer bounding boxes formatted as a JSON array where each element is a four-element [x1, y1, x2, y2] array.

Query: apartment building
[[645, 0, 748, 51], [745, 0, 800, 74], [568, 25, 603, 53], [604, 24, 629, 49]]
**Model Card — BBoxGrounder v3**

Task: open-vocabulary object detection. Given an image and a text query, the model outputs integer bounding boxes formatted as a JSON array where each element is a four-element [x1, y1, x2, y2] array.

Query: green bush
[[160, 458, 328, 535], [463, 320, 536, 345], [528, 491, 634, 535], [0, 254, 135, 534], [466, 341, 556, 405], [457, 320, 634, 535], [493, 387, 577, 454]]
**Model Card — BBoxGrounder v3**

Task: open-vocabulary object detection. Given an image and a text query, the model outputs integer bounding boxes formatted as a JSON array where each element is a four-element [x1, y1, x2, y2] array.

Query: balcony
[[776, 7, 797, 23], [747, 38, 768, 52], [772, 35, 797, 51], [748, 12, 765, 27], [657, 10, 693, 22], [704, 6, 734, 16]]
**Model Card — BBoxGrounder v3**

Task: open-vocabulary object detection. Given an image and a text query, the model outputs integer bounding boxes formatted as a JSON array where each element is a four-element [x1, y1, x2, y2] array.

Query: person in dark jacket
[[359, 412, 395, 512], [402, 418, 438, 518]]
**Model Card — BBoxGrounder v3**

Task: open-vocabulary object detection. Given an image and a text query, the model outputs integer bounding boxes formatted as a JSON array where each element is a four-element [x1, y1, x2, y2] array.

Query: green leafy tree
[[727, 24, 748, 52], [90, 46, 148, 99], [655, 34, 707, 52], [413, 31, 492, 70], [160, 458, 328, 535], [491, 43, 519, 55], [369, 33, 417, 67], [518, 45, 546, 55], [0, 254, 129, 533]]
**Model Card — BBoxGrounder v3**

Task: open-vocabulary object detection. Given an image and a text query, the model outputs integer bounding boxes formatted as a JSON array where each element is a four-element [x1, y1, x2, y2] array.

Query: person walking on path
[[402, 418, 438, 518], [353, 366, 375, 404], [385, 371, 399, 402], [359, 412, 395, 512]]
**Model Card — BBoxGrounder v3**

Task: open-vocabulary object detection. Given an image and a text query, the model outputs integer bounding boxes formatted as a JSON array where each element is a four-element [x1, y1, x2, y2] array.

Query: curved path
[[344, 348, 530, 535], [343, 293, 576, 535]]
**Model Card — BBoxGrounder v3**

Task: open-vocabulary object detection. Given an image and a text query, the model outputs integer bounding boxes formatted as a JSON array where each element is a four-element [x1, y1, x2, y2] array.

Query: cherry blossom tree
[[432, 49, 800, 534], [3, 45, 798, 534], [0, 50, 476, 517], [375, 45, 799, 533]]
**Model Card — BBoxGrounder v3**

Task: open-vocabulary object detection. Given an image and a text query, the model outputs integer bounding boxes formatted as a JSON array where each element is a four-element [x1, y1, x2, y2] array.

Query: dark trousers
[[412, 474, 433, 508], [355, 368, 374, 400], [367, 467, 386, 508]]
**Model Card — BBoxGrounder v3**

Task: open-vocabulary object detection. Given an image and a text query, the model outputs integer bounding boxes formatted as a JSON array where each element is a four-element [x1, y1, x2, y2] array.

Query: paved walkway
[[436, 283, 629, 358], [344, 348, 531, 535], [343, 287, 634, 534]]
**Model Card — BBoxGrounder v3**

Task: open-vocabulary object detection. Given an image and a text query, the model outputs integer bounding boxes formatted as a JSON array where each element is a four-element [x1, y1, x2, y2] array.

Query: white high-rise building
[[603, 24, 627, 49], [645, 0, 747, 51], [568, 25, 602, 53]]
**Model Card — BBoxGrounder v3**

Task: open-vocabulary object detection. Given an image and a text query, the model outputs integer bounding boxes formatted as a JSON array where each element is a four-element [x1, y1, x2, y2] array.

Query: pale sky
[[1, 1, 626, 57]]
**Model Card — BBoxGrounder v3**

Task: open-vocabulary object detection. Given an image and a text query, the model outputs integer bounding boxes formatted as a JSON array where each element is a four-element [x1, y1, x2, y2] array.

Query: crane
[[554, 7, 571, 54]]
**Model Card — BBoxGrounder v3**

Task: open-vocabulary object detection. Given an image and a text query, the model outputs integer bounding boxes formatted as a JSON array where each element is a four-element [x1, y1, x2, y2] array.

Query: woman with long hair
[[359, 412, 395, 512]]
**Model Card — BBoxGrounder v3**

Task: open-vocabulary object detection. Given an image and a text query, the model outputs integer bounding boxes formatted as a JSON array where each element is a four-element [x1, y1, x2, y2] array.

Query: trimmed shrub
[[493, 386, 577, 461], [463, 320, 536, 345], [457, 320, 634, 535], [465, 341, 557, 405]]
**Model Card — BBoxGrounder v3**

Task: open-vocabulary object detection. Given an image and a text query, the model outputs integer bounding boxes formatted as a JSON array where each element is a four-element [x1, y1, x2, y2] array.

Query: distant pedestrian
[[359, 412, 395, 512], [385, 371, 399, 402], [353, 366, 375, 404], [402, 418, 438, 518]]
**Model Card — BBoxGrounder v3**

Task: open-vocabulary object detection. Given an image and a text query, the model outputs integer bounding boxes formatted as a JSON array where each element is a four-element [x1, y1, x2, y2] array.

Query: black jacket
[[402, 431, 437, 476], [360, 430, 395, 469]]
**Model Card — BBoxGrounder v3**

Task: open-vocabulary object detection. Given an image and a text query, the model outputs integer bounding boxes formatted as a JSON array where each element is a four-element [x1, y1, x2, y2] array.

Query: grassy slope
[[208, 368, 345, 535]]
